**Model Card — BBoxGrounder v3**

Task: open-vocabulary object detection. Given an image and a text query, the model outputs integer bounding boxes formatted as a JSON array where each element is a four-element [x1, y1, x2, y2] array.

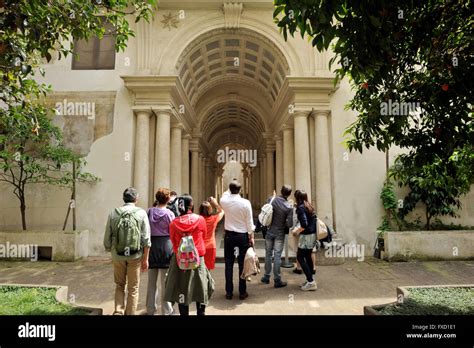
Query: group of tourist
[[104, 180, 320, 315], [261, 186, 318, 291]]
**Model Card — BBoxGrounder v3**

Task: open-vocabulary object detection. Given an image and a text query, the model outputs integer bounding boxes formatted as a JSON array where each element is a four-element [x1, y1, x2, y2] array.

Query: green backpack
[[114, 207, 142, 256]]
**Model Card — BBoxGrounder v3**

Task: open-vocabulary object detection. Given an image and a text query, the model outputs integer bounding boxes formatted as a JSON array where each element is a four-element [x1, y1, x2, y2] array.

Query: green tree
[[392, 147, 474, 229], [274, 0, 474, 228], [0, 0, 157, 229], [0, 103, 98, 230]]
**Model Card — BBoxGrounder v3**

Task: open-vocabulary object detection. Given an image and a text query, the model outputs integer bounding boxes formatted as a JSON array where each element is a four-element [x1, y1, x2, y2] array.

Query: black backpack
[[167, 197, 179, 217]]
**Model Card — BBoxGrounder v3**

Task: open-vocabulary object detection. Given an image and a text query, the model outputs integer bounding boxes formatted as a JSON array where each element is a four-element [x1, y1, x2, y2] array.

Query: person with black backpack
[[104, 187, 151, 315], [166, 191, 179, 217]]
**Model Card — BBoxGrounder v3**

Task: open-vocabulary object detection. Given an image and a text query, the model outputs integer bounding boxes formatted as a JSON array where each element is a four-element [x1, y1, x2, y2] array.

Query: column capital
[[265, 137, 276, 151], [274, 134, 283, 142], [189, 137, 200, 151], [151, 107, 173, 115], [132, 107, 153, 116], [281, 123, 293, 131], [171, 122, 184, 130], [265, 144, 276, 153], [312, 109, 331, 117], [293, 110, 310, 118], [261, 132, 275, 140], [182, 134, 192, 140]]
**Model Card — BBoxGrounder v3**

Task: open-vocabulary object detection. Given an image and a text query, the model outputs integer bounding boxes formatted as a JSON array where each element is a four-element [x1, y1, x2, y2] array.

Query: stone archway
[[123, 18, 337, 226], [173, 27, 290, 207]]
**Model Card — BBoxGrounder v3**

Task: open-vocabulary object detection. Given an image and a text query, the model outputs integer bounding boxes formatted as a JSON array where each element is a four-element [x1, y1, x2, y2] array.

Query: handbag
[[240, 247, 260, 279], [316, 218, 329, 240]]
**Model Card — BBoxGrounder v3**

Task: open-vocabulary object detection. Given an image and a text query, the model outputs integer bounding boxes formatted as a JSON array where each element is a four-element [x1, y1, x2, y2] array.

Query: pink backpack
[[177, 232, 200, 270]]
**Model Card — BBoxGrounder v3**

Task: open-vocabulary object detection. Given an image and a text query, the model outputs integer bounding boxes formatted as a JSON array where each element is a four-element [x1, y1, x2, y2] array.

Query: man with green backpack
[[104, 187, 151, 315]]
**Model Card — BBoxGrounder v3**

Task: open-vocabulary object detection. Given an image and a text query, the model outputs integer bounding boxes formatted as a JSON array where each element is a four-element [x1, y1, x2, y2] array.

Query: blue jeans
[[264, 234, 285, 282]]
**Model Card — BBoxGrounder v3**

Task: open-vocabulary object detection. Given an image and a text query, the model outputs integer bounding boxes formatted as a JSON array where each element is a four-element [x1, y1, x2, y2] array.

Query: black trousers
[[224, 231, 249, 295], [297, 248, 314, 282], [178, 302, 205, 316]]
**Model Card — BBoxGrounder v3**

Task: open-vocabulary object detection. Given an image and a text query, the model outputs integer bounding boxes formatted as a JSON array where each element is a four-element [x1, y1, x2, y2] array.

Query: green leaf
[[369, 16, 381, 28], [273, 6, 285, 18]]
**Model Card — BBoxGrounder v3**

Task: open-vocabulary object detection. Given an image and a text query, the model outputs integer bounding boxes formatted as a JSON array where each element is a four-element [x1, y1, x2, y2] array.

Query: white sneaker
[[301, 281, 317, 291], [301, 281, 308, 287]]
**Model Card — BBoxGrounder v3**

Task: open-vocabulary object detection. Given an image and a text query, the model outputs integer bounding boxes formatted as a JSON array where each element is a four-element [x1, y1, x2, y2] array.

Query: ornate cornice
[[121, 75, 195, 132], [273, 76, 339, 129]]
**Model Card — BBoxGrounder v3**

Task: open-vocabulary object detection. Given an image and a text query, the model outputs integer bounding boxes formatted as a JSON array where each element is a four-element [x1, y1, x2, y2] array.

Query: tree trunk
[[425, 210, 431, 230], [20, 195, 26, 230]]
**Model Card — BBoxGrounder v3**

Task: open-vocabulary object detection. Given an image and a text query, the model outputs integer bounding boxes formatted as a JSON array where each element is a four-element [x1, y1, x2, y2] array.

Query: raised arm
[[209, 196, 224, 222]]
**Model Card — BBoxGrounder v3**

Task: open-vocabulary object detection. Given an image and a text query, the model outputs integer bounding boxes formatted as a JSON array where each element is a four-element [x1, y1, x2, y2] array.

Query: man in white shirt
[[220, 180, 255, 300]]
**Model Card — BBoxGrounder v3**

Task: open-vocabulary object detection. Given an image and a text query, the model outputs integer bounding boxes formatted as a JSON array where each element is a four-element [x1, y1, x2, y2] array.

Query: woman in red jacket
[[163, 195, 215, 315], [199, 196, 224, 270]]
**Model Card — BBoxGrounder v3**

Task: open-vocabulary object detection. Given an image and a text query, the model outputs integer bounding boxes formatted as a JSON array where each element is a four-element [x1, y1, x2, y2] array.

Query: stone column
[[275, 135, 283, 192], [242, 164, 248, 199], [181, 134, 190, 194], [154, 110, 171, 192], [260, 154, 266, 201], [309, 115, 316, 206], [170, 124, 182, 194], [210, 163, 214, 198], [216, 166, 224, 198], [205, 158, 213, 200], [266, 145, 275, 197], [133, 110, 152, 208], [248, 167, 253, 202], [203, 157, 209, 200], [190, 142, 199, 202], [254, 162, 260, 205], [282, 125, 295, 191], [314, 110, 334, 225], [198, 153, 203, 205], [294, 111, 312, 201]]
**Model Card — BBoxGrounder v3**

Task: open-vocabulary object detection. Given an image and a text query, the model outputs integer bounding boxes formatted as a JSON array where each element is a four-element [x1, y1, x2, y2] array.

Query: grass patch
[[379, 287, 474, 315], [0, 286, 88, 315]]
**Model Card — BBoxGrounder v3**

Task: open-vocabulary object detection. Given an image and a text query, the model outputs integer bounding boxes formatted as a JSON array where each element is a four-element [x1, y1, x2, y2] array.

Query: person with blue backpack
[[163, 195, 215, 315]]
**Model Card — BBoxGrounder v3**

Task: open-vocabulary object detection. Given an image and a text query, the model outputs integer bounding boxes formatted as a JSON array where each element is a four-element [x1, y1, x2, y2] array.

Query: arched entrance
[[175, 27, 290, 208], [123, 21, 337, 227]]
